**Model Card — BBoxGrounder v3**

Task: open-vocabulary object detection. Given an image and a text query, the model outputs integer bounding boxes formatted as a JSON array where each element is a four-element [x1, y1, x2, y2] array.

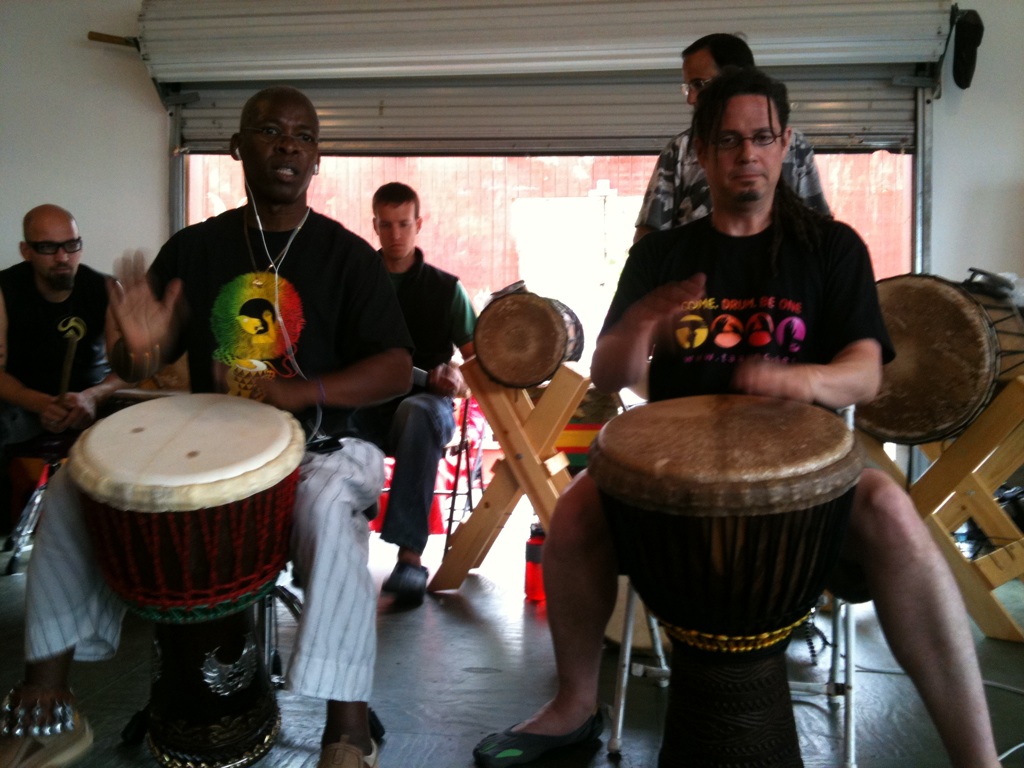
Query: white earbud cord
[[244, 184, 326, 440]]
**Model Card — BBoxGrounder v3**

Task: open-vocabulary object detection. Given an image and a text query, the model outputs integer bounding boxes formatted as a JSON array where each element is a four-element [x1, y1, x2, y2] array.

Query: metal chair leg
[[790, 597, 857, 767], [254, 577, 386, 742], [608, 584, 637, 755], [4, 461, 57, 576], [608, 583, 670, 756]]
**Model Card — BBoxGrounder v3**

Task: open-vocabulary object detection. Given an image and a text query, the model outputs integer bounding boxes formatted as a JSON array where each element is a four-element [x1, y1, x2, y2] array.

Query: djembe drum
[[69, 393, 305, 768], [589, 395, 862, 767], [856, 270, 1024, 443], [474, 281, 584, 388]]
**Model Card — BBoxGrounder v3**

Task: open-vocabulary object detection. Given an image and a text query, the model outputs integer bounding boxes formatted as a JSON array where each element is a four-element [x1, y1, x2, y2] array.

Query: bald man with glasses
[[0, 204, 126, 452]]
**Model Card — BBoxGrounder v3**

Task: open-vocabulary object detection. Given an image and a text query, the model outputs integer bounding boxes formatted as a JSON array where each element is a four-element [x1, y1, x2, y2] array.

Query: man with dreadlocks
[[473, 67, 1001, 768]]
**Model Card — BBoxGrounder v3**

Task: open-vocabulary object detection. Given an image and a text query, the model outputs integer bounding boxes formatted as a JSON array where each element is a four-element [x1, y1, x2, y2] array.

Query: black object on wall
[[952, 8, 984, 89]]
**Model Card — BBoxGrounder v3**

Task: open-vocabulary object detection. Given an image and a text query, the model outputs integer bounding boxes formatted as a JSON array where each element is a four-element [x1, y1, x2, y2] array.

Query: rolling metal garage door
[[136, 0, 951, 154]]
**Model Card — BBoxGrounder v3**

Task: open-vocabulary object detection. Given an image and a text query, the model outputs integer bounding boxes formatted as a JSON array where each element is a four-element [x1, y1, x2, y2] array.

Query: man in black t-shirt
[[0, 90, 409, 768], [475, 68, 1000, 768], [0, 205, 125, 449]]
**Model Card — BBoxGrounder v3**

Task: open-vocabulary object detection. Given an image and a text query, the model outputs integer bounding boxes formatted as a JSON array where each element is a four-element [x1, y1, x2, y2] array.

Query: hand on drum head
[[731, 339, 882, 411], [731, 357, 815, 404]]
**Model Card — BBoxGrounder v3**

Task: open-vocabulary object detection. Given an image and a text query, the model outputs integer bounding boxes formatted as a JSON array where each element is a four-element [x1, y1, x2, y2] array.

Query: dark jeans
[[350, 394, 456, 554]]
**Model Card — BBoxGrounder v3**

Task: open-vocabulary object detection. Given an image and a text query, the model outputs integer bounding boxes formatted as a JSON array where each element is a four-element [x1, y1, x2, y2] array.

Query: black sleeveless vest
[[0, 262, 110, 395]]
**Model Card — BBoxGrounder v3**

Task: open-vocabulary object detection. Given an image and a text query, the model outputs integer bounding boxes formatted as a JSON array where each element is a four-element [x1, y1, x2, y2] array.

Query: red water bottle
[[525, 521, 546, 602]]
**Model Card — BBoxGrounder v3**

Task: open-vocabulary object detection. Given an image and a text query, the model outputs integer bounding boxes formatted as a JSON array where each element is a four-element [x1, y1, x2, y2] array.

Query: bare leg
[[846, 469, 1000, 768], [322, 700, 373, 754], [22, 652, 74, 691], [511, 471, 617, 736]]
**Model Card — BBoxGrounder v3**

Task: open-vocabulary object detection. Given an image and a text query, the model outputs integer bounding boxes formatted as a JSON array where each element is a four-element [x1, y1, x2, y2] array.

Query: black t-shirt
[[601, 216, 894, 402], [149, 208, 413, 436], [0, 261, 111, 395]]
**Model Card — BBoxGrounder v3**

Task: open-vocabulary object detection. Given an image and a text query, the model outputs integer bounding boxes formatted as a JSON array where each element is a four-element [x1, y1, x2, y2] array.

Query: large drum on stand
[[474, 281, 584, 388], [856, 269, 1024, 443], [70, 393, 305, 768], [589, 395, 862, 767]]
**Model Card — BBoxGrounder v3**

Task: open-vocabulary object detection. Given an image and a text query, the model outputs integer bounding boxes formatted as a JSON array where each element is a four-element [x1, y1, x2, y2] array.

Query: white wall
[[1, 0, 1020, 283], [930, 0, 1024, 281], [0, 0, 168, 274]]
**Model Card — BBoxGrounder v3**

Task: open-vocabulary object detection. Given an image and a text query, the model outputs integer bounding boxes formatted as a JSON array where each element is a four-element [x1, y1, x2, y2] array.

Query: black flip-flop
[[473, 710, 603, 767]]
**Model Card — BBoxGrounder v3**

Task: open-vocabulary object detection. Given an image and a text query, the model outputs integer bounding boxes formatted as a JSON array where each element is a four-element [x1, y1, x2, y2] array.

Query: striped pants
[[24, 438, 384, 703]]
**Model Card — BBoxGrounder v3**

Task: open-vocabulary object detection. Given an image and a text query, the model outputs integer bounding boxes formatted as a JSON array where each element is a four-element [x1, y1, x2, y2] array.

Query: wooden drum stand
[[858, 375, 1024, 643], [428, 357, 588, 592]]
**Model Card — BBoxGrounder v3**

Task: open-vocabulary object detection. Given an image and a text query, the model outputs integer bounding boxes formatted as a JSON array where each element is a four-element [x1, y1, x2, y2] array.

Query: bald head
[[23, 204, 77, 242], [239, 86, 320, 134], [19, 204, 82, 297]]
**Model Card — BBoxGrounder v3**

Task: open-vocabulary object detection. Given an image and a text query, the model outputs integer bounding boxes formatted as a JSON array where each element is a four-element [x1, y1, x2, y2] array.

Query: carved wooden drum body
[[70, 393, 306, 768], [589, 395, 862, 768]]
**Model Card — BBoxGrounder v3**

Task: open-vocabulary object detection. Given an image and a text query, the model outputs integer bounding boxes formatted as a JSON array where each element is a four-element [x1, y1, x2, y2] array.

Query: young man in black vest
[[352, 182, 476, 607]]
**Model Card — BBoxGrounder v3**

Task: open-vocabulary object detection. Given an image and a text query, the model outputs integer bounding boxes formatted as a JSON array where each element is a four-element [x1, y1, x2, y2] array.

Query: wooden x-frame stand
[[858, 375, 1024, 643], [429, 357, 589, 593]]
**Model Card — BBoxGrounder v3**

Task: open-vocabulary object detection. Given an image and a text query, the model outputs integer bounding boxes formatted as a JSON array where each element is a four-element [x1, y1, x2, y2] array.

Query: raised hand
[[107, 251, 184, 381]]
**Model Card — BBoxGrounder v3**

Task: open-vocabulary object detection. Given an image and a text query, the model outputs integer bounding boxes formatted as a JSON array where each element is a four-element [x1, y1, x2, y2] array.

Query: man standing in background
[[634, 33, 831, 242]]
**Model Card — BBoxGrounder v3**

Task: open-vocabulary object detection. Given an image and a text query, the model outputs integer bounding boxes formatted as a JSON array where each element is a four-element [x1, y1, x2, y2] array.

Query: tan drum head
[[589, 395, 861, 516], [856, 274, 999, 444], [69, 393, 306, 512], [475, 292, 576, 388]]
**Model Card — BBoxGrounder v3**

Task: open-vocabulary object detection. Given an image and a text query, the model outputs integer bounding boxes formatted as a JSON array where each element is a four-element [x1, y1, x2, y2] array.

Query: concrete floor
[[2, 499, 1024, 768]]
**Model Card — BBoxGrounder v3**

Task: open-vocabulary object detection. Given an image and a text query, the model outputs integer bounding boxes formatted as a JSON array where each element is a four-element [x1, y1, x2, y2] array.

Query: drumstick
[[57, 317, 87, 396]]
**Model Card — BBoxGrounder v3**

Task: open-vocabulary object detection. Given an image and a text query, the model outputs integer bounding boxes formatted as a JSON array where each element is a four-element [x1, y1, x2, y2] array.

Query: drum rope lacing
[[82, 470, 298, 623], [662, 611, 811, 654]]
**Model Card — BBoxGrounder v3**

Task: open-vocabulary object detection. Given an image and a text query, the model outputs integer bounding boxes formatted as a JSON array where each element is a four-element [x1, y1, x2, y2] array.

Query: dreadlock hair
[[688, 66, 828, 275]]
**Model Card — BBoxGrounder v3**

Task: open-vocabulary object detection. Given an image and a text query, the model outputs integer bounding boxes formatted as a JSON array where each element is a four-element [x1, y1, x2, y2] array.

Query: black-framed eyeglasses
[[712, 131, 783, 151], [681, 78, 715, 98], [26, 238, 83, 255], [240, 125, 319, 149]]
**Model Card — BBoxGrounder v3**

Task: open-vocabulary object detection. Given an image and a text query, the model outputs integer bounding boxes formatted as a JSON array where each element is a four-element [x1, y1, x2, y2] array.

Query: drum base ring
[[148, 707, 280, 768]]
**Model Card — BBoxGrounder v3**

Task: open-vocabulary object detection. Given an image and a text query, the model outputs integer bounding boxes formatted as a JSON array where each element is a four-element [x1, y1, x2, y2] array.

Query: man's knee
[[546, 473, 609, 557], [850, 468, 930, 550], [393, 395, 451, 442]]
